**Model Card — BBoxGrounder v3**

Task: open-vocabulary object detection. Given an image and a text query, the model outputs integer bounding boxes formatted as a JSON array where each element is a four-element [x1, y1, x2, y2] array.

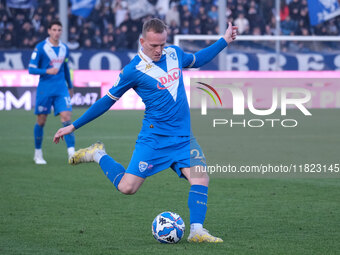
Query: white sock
[[35, 148, 43, 156], [190, 223, 203, 231], [67, 147, 75, 157], [94, 150, 107, 163]]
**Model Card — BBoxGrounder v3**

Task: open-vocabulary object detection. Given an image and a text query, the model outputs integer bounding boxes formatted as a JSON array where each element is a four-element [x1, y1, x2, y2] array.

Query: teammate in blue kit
[[29, 20, 75, 164], [54, 18, 237, 242]]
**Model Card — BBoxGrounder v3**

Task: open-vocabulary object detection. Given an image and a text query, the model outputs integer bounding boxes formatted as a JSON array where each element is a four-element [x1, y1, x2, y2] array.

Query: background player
[[29, 20, 75, 164], [53, 18, 237, 242]]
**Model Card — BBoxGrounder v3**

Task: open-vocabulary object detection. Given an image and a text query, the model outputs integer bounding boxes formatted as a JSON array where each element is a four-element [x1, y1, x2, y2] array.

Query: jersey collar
[[46, 37, 62, 47], [139, 48, 167, 63]]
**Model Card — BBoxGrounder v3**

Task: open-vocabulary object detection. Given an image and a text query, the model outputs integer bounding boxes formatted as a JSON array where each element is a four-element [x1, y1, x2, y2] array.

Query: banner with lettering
[[1, 50, 340, 71]]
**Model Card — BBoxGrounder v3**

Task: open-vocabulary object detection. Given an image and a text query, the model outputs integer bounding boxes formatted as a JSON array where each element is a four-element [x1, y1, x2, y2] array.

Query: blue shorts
[[126, 134, 206, 179], [35, 92, 72, 116]]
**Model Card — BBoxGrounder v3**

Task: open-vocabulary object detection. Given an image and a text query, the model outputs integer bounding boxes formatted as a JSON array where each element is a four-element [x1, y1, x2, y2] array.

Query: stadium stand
[[0, 0, 339, 50]]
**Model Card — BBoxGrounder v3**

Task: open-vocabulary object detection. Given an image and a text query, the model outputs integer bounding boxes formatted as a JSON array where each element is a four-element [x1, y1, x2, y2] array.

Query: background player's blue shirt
[[29, 38, 72, 96], [108, 46, 194, 136]]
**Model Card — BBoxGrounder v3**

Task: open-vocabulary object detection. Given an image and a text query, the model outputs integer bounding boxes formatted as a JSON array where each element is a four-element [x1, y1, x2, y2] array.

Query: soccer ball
[[152, 211, 185, 244]]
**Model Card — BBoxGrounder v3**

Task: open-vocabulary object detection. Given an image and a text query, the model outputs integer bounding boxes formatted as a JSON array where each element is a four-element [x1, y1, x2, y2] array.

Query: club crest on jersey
[[139, 161, 148, 172], [169, 52, 177, 60], [156, 68, 181, 90]]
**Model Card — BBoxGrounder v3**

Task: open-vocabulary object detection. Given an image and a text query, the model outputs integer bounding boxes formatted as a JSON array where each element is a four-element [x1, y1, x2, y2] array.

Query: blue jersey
[[107, 46, 195, 136], [29, 38, 72, 96], [72, 38, 228, 135]]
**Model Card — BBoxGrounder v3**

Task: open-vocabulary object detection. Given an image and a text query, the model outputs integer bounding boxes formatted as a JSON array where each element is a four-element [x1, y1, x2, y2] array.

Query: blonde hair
[[142, 18, 167, 37]]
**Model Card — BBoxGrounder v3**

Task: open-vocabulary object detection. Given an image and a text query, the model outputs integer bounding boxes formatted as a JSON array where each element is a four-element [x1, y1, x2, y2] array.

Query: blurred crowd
[[0, 0, 339, 50], [0, 0, 57, 49]]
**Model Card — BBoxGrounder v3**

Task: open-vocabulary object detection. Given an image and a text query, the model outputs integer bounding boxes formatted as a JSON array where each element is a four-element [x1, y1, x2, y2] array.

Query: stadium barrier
[[1, 47, 340, 71]]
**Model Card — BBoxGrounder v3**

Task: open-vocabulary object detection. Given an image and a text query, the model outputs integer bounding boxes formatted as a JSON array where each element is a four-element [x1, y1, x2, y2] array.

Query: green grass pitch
[[0, 109, 339, 255]]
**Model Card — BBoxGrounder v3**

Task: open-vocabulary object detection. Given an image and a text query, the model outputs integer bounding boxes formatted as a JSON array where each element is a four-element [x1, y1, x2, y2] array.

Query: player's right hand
[[46, 67, 59, 75], [53, 125, 75, 144]]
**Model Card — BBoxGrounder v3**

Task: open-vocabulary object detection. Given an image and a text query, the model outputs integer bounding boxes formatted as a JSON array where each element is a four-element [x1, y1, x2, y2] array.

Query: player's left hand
[[223, 22, 238, 44], [53, 125, 75, 144], [68, 88, 74, 98]]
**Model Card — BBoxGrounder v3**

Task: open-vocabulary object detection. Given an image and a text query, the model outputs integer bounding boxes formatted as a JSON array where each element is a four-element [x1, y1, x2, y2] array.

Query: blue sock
[[188, 185, 208, 225], [34, 123, 44, 149], [99, 155, 125, 190], [62, 121, 75, 148]]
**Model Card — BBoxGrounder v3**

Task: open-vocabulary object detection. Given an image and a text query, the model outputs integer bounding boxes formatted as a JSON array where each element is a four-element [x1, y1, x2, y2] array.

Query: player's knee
[[37, 118, 46, 126], [118, 183, 137, 195], [60, 115, 71, 122], [196, 174, 209, 186], [189, 168, 210, 186], [37, 121, 45, 126], [60, 111, 72, 122]]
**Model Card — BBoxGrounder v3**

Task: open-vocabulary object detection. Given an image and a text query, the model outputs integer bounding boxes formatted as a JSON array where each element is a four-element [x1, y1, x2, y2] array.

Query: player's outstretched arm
[[186, 22, 238, 68], [53, 95, 116, 144], [54, 125, 75, 144]]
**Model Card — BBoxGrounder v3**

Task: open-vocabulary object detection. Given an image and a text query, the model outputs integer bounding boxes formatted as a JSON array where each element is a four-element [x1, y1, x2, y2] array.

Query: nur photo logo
[[195, 81, 312, 128], [196, 82, 223, 114]]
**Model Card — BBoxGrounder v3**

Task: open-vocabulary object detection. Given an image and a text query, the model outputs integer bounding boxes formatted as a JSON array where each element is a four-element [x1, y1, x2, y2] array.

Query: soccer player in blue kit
[[29, 20, 75, 164], [54, 18, 237, 242]]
